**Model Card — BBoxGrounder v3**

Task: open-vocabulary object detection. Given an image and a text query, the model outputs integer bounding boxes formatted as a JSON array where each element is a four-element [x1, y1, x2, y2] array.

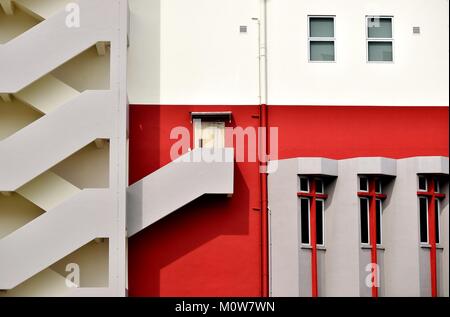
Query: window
[[358, 176, 386, 246], [419, 197, 429, 243], [298, 177, 328, 246], [300, 198, 310, 244], [367, 16, 393, 62], [193, 119, 225, 149], [360, 198, 370, 244], [417, 176, 445, 245], [308, 16, 335, 62]]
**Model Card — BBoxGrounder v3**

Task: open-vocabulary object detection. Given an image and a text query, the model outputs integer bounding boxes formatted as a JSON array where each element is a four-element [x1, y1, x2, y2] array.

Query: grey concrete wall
[[269, 156, 448, 297]]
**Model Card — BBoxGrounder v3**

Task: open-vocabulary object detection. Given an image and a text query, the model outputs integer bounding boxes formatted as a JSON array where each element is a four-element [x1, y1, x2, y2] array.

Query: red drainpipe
[[260, 103, 269, 297]]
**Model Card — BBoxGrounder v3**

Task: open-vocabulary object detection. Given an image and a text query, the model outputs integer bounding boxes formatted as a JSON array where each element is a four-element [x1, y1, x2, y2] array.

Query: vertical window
[[360, 198, 370, 244], [435, 199, 440, 244], [316, 199, 325, 246], [367, 16, 393, 62], [301, 198, 310, 245], [418, 175, 427, 191], [300, 177, 310, 192], [308, 16, 335, 62], [419, 197, 428, 243], [298, 177, 328, 246], [375, 178, 382, 194], [360, 176, 369, 192], [193, 118, 225, 149], [376, 199, 382, 245]]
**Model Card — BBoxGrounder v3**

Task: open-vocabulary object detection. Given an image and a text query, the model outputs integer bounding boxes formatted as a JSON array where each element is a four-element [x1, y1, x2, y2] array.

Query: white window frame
[[300, 197, 311, 246], [360, 197, 371, 245], [375, 178, 382, 194], [299, 176, 310, 193], [435, 199, 441, 245], [419, 196, 429, 245], [434, 177, 440, 193], [418, 175, 428, 192], [316, 199, 325, 247], [315, 178, 324, 194], [366, 15, 394, 63], [359, 176, 369, 192], [308, 15, 336, 63], [375, 199, 383, 246]]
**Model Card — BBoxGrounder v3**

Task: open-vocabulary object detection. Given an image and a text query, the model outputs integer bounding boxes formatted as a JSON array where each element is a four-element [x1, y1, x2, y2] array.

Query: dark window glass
[[376, 200, 382, 245], [300, 177, 309, 192], [375, 178, 382, 194], [360, 198, 369, 244], [434, 177, 440, 193], [435, 199, 440, 244], [418, 176, 427, 191], [419, 197, 428, 243], [316, 200, 324, 245], [360, 177, 368, 191], [316, 179, 324, 194], [301, 199, 310, 244]]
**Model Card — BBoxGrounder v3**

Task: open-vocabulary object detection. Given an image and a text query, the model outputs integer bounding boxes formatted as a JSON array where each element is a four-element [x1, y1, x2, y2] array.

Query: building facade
[[0, 0, 449, 297]]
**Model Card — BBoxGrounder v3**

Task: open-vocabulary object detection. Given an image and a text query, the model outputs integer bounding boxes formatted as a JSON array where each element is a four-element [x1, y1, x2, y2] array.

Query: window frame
[[299, 176, 310, 193], [300, 197, 311, 246], [435, 198, 441, 245], [366, 15, 394, 63], [419, 196, 429, 245], [418, 175, 428, 192], [193, 117, 226, 149], [315, 178, 324, 194], [360, 197, 371, 245], [308, 15, 336, 63], [359, 176, 369, 192], [316, 198, 326, 246], [375, 198, 383, 246]]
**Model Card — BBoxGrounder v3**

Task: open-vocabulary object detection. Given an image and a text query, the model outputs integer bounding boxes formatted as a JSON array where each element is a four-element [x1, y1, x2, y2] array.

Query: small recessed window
[[193, 118, 225, 149], [376, 199, 382, 245], [434, 177, 440, 193], [360, 198, 370, 244], [419, 197, 428, 244], [316, 178, 324, 194], [308, 16, 335, 62], [367, 16, 393, 62], [418, 176, 427, 191], [435, 199, 440, 244], [359, 176, 369, 192], [316, 199, 325, 246], [300, 177, 310, 192], [300, 198, 310, 244], [375, 178, 382, 194]]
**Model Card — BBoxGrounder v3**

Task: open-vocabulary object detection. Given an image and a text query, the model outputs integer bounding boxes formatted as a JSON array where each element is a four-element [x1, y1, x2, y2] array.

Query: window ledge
[[420, 244, 444, 250], [301, 245, 327, 251], [361, 244, 385, 250]]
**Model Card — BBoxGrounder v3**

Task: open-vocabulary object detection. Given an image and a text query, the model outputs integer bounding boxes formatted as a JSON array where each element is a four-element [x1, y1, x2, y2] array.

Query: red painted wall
[[128, 105, 448, 297]]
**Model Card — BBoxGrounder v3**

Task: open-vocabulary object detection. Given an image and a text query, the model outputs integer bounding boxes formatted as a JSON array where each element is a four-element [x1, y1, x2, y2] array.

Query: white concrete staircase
[[0, 190, 112, 290], [127, 148, 235, 237]]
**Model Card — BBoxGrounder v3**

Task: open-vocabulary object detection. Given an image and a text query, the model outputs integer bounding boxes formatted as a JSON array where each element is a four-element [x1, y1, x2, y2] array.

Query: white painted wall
[[128, 0, 449, 106], [127, 0, 260, 105], [266, 0, 449, 106]]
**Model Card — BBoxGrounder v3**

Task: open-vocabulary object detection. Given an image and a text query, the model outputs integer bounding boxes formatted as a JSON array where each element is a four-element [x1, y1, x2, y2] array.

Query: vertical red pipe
[[260, 103, 269, 297], [428, 178, 438, 297], [310, 180, 318, 297], [369, 179, 378, 298]]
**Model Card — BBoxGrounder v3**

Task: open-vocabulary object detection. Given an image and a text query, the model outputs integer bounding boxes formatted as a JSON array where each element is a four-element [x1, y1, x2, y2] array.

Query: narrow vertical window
[[435, 199, 440, 244], [367, 16, 393, 62], [300, 177, 309, 192], [360, 176, 369, 191], [316, 200, 324, 246], [301, 198, 310, 245], [308, 16, 335, 62], [360, 198, 370, 244], [419, 197, 428, 244], [376, 199, 382, 245], [418, 175, 427, 191]]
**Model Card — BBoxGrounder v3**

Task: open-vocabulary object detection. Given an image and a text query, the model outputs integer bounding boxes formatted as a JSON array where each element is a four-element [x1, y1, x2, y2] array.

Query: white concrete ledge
[[414, 156, 449, 175], [296, 158, 338, 176], [352, 157, 397, 176]]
